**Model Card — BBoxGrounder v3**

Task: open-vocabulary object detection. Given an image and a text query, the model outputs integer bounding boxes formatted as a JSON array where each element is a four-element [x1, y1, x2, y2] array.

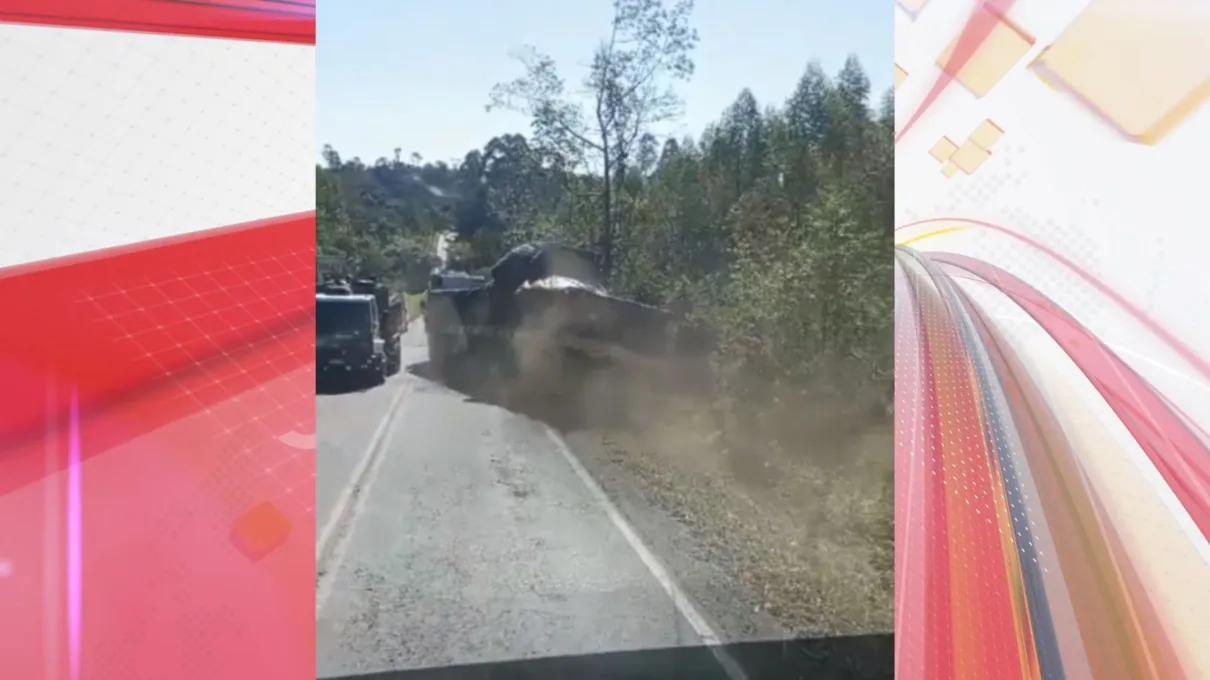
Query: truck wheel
[[367, 357, 387, 386]]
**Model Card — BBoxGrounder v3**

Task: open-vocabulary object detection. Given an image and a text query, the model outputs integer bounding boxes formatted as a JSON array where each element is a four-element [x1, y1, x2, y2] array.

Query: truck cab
[[316, 292, 386, 384]]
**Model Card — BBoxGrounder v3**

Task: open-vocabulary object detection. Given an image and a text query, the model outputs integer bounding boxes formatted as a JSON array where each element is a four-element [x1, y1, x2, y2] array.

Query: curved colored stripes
[[896, 217, 1210, 385], [933, 252, 1210, 537], [895, 244, 1210, 680], [896, 3, 1210, 679]]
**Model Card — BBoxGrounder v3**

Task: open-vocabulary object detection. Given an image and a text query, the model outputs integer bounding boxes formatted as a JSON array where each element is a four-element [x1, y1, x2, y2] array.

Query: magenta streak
[[892, 259, 927, 680], [896, 0, 1019, 144], [68, 389, 81, 680]]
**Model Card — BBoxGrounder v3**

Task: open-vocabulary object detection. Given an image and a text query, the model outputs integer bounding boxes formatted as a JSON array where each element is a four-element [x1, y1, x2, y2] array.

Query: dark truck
[[422, 241, 695, 396], [316, 277, 406, 384]]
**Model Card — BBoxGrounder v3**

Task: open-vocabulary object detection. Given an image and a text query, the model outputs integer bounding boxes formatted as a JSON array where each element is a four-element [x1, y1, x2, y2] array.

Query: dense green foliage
[[317, 0, 892, 405]]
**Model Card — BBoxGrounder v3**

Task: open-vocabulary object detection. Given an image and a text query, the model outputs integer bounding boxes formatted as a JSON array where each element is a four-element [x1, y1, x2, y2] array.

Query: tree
[[487, 0, 699, 279], [316, 53, 893, 403]]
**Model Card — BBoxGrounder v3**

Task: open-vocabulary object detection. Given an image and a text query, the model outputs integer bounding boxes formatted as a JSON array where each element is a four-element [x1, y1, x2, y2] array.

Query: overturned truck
[[423, 242, 700, 398]]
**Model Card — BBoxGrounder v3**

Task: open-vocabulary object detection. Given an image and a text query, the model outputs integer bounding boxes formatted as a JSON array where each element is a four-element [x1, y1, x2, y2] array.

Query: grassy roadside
[[413, 287, 893, 635], [571, 367, 895, 637], [597, 419, 893, 636]]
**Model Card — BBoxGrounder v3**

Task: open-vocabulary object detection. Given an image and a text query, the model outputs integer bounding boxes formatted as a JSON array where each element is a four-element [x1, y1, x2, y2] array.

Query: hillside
[[318, 56, 893, 392]]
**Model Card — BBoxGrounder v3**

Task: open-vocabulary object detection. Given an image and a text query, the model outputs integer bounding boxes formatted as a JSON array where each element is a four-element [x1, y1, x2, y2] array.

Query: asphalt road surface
[[315, 320, 730, 679]]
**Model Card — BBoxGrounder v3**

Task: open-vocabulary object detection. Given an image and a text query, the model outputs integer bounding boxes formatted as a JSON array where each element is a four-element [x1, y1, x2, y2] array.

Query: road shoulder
[[563, 431, 791, 644]]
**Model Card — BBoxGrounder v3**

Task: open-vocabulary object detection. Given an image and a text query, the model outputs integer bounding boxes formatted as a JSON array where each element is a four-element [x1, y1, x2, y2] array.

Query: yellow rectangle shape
[[896, 64, 908, 90], [929, 137, 959, 162], [1029, 0, 1210, 144], [969, 120, 1004, 149], [941, 161, 960, 178], [937, 8, 1035, 98], [951, 140, 991, 174]]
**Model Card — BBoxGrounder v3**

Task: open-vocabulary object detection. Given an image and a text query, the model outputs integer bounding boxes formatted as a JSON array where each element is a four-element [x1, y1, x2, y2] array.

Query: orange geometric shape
[[936, 6, 1035, 98], [951, 140, 992, 174], [896, 64, 908, 90], [941, 161, 960, 178], [969, 119, 1004, 150], [929, 136, 959, 163], [230, 501, 292, 562], [1029, 0, 1210, 144]]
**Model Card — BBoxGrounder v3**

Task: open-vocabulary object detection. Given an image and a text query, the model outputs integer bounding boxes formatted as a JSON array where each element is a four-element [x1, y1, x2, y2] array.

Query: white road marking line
[[316, 383, 409, 617], [316, 380, 411, 567], [542, 425, 750, 680]]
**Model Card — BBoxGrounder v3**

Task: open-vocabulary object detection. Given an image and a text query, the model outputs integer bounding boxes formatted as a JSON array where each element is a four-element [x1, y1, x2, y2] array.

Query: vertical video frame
[[316, 0, 894, 679]]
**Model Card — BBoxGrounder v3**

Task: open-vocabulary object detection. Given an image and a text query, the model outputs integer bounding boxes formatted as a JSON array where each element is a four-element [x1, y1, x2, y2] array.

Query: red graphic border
[[0, 2, 315, 678], [0, 0, 315, 44], [0, 214, 316, 495], [0, 214, 317, 680]]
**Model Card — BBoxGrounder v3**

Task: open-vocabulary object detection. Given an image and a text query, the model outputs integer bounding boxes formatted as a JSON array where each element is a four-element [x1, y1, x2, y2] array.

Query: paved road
[[315, 320, 711, 678]]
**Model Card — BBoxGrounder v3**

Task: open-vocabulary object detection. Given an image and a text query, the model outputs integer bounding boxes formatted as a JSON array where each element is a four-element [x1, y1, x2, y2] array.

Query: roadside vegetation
[[317, 0, 893, 636], [404, 292, 426, 321]]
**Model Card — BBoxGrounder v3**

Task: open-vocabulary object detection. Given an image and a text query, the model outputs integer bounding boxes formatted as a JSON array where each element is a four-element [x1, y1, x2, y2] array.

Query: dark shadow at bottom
[[325, 634, 893, 680], [316, 370, 377, 395]]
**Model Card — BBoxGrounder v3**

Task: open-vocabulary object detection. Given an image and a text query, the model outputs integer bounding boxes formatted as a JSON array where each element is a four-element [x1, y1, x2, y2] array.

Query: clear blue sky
[[318, 0, 892, 165]]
